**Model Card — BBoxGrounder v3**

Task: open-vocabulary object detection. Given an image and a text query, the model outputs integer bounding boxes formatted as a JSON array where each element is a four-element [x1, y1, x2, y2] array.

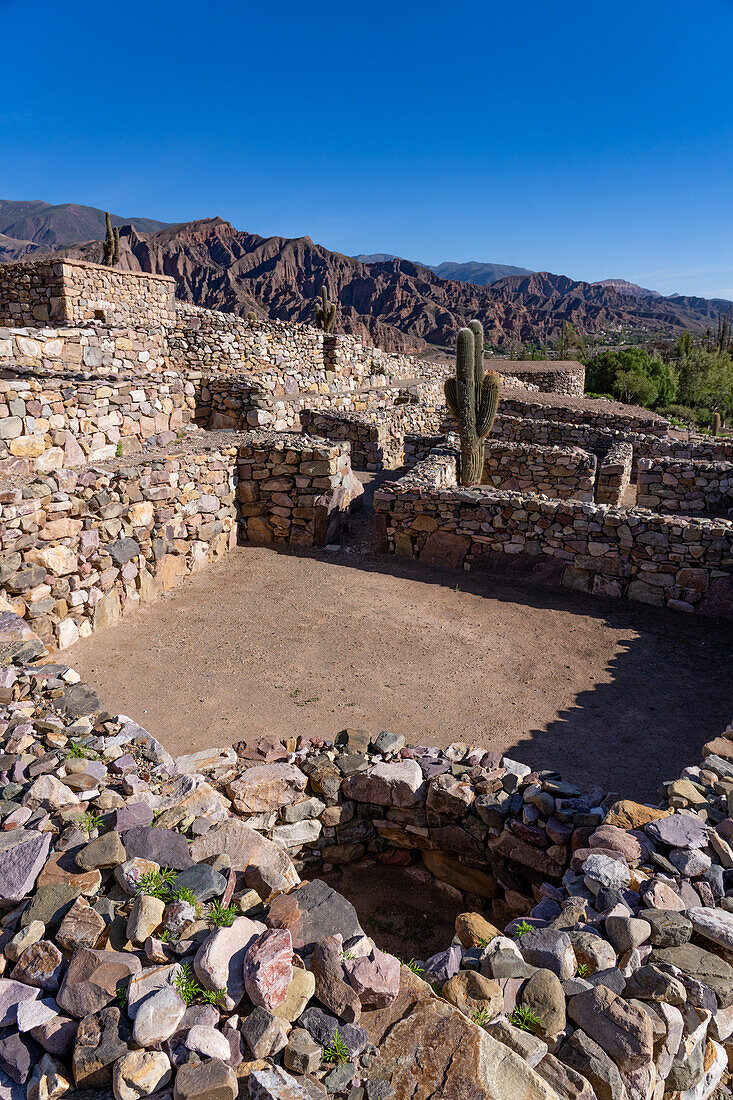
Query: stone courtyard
[[0, 258, 732, 1099]]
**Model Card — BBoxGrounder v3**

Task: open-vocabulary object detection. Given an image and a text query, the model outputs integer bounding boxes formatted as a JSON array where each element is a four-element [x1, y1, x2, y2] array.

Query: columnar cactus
[[102, 213, 120, 267], [444, 319, 500, 486], [315, 286, 336, 333], [102, 212, 114, 266], [713, 411, 721, 436]]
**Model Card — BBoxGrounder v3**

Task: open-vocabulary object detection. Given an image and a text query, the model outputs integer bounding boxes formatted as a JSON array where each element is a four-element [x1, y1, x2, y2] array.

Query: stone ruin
[[0, 258, 731, 1098]]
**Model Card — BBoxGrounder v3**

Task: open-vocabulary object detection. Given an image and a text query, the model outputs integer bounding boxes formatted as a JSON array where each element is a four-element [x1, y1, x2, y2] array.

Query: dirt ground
[[68, 541, 733, 804]]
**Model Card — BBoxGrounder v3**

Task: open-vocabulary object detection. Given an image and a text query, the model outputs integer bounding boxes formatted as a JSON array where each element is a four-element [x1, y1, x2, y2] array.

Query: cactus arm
[[444, 377, 458, 417], [468, 318, 484, 392], [476, 371, 500, 436]]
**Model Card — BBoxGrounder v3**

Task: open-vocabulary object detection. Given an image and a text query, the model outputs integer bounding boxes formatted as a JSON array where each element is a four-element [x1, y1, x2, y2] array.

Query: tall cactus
[[444, 320, 500, 486], [102, 212, 115, 266], [315, 286, 336, 333], [102, 213, 120, 267], [712, 411, 721, 436]]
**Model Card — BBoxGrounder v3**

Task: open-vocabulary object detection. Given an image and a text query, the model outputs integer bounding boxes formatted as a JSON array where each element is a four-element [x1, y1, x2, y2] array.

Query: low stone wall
[[0, 258, 176, 327], [0, 443, 237, 650], [499, 391, 669, 436], [374, 443, 733, 617], [638, 456, 733, 515], [596, 441, 633, 505], [0, 324, 168, 377], [494, 360, 586, 396], [493, 414, 733, 473], [206, 375, 445, 433], [170, 303, 417, 382], [482, 439, 597, 502], [237, 433, 362, 547], [300, 406, 446, 470], [0, 373, 194, 475]]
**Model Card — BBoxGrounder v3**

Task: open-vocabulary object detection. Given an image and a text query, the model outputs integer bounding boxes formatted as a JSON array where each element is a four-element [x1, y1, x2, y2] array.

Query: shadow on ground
[[271, 536, 733, 803]]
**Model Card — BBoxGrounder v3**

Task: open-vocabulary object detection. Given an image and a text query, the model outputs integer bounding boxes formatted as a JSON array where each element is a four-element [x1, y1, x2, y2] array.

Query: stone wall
[[0, 259, 176, 327], [482, 439, 597, 502], [237, 433, 363, 547], [0, 324, 168, 377], [494, 360, 586, 396], [493, 414, 733, 472], [374, 443, 733, 617], [169, 303, 418, 382], [300, 406, 446, 470], [637, 456, 733, 515], [0, 442, 237, 650], [596, 441, 633, 505], [0, 373, 194, 476], [499, 391, 669, 436], [205, 375, 445, 433]]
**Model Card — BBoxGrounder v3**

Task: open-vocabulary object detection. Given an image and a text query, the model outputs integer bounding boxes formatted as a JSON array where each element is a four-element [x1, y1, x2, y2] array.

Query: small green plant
[[342, 950, 356, 961], [208, 900, 237, 928], [135, 867, 177, 900], [509, 1006, 542, 1033], [513, 921, 535, 940], [199, 988, 227, 1007], [399, 958, 425, 975], [115, 441, 123, 457], [160, 929, 173, 943], [116, 981, 128, 1008], [472, 1006, 491, 1027], [66, 740, 96, 759], [74, 811, 103, 835], [576, 962, 590, 977], [174, 963, 203, 1007], [322, 1031, 349, 1065], [171, 887, 198, 906]]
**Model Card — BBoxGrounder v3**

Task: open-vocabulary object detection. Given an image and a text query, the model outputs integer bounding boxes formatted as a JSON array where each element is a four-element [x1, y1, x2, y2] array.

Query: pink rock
[[343, 947, 400, 1008], [243, 929, 293, 1010]]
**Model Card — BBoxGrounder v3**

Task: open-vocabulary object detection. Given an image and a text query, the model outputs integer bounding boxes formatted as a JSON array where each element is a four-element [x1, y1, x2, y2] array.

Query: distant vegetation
[[493, 317, 733, 431], [585, 326, 733, 429]]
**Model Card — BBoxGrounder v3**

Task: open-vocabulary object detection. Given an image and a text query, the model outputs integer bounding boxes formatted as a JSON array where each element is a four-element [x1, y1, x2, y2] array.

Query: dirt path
[[67, 542, 733, 803]]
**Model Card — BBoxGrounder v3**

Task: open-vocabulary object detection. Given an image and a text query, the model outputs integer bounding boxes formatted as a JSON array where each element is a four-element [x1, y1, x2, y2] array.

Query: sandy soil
[[67, 542, 733, 804]]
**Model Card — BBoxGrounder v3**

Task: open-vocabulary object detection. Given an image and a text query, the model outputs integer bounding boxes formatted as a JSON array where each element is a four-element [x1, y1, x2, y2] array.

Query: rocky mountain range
[[0, 200, 169, 261], [354, 256, 533, 286], [1, 201, 730, 350]]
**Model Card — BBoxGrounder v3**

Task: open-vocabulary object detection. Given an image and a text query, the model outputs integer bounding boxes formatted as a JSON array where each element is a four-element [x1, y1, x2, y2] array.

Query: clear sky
[[3, 0, 733, 298]]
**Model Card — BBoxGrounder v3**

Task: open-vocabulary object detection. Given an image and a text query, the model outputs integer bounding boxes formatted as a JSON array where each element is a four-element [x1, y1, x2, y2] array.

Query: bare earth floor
[[68, 542, 733, 805]]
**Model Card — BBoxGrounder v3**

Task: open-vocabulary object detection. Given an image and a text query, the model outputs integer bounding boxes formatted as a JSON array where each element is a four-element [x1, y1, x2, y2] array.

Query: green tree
[[613, 369, 658, 406]]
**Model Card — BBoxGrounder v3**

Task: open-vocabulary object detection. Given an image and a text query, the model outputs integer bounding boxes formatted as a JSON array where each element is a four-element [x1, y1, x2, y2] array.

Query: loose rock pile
[[0, 609, 732, 1098]]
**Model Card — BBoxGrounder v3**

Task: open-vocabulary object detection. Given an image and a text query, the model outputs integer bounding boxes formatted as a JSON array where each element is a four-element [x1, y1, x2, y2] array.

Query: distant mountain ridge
[[354, 254, 534, 286], [52, 217, 732, 351], [0, 200, 169, 260], [594, 278, 662, 300]]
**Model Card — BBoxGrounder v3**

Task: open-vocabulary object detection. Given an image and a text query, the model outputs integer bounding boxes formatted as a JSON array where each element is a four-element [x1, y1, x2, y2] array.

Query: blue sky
[[3, 0, 733, 298]]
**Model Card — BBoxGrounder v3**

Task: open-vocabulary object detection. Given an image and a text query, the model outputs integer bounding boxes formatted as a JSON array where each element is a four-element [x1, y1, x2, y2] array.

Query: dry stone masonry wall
[[596, 441, 633, 506], [494, 360, 586, 396], [482, 440, 597, 502], [637, 456, 733, 516], [236, 433, 363, 548], [0, 441, 237, 651], [0, 374, 194, 476], [374, 442, 733, 617], [0, 259, 176, 328], [0, 326, 169, 378]]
